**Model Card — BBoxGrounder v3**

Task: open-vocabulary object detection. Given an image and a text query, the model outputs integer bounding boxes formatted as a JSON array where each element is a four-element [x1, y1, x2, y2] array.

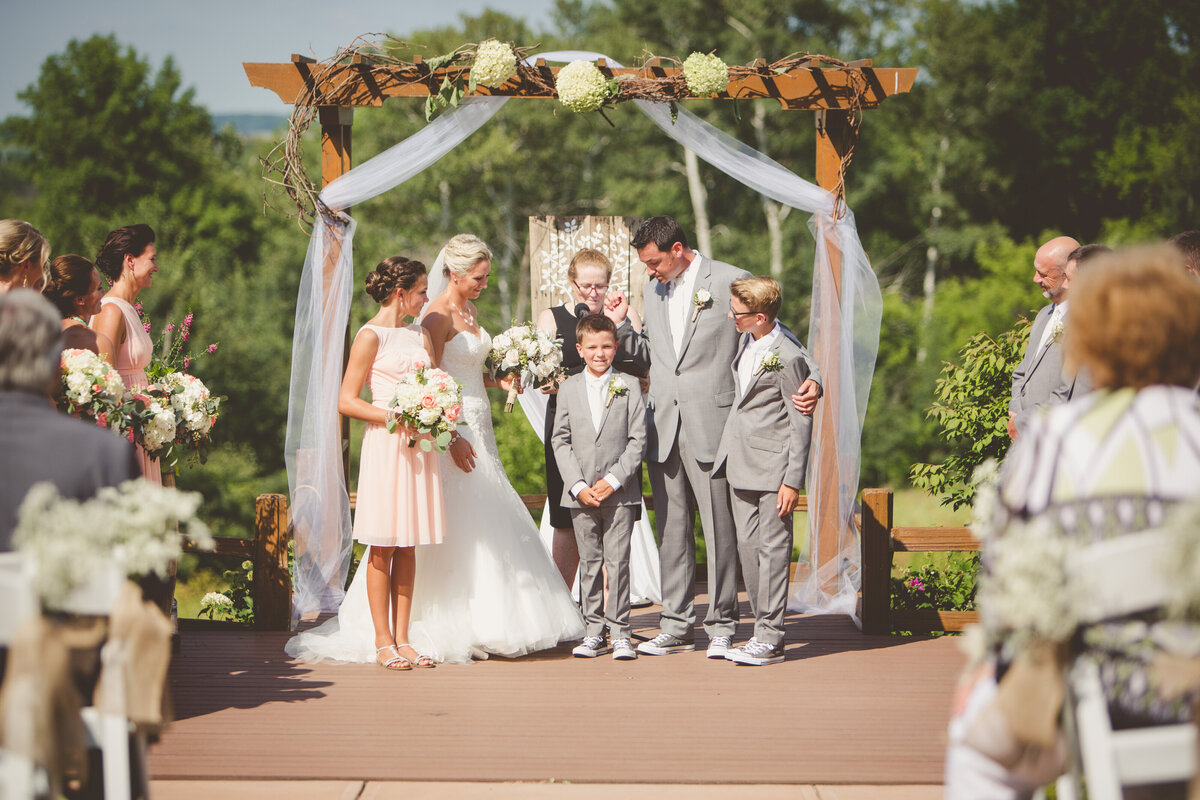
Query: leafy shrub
[[891, 553, 979, 611]]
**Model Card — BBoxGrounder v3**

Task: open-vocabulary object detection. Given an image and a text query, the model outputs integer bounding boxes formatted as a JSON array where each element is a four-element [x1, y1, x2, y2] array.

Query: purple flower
[[907, 577, 927, 591]]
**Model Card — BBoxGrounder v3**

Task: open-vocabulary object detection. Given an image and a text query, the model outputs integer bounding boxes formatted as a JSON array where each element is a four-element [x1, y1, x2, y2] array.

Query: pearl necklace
[[448, 300, 476, 327]]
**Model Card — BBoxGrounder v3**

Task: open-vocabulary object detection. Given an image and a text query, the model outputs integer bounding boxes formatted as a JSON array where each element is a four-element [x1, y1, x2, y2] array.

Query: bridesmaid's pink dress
[[99, 296, 161, 485], [352, 323, 446, 547]]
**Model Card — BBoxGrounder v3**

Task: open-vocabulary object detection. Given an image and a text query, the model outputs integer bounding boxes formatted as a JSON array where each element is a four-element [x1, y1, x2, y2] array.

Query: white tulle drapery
[[285, 49, 879, 623]]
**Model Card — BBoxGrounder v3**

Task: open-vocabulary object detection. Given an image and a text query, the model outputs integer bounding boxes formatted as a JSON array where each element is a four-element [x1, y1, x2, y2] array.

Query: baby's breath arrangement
[[682, 51, 729, 97], [555, 60, 614, 113], [14, 480, 214, 607]]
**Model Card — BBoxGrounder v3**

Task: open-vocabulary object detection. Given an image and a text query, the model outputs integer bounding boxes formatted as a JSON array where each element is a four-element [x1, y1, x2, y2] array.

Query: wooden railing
[[859, 488, 980, 635]]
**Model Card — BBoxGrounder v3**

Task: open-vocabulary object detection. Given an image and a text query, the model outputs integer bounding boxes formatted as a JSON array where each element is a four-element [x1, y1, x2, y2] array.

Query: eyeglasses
[[728, 301, 758, 316], [572, 281, 609, 296]]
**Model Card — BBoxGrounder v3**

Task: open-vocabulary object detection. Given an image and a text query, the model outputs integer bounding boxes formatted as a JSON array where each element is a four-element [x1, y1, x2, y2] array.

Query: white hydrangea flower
[[472, 39, 517, 88], [682, 52, 729, 97], [556, 60, 610, 113]]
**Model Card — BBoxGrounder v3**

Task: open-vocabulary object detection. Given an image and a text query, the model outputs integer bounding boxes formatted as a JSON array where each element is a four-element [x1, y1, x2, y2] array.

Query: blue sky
[[0, 0, 559, 119]]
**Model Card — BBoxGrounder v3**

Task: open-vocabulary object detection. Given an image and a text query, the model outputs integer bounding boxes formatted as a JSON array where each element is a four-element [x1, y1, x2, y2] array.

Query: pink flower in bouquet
[[445, 405, 462, 422], [206, 343, 218, 354], [165, 322, 175, 333], [96, 413, 107, 427], [135, 302, 143, 315], [183, 357, 192, 369], [182, 313, 193, 341], [420, 394, 436, 409], [414, 360, 426, 370], [143, 322, 152, 333]]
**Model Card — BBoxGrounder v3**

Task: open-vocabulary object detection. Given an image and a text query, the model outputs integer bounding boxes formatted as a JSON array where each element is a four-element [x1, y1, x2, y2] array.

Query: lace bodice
[[440, 327, 498, 460]]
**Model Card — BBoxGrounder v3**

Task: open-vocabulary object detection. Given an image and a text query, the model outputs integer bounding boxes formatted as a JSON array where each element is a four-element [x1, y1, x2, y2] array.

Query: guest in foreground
[[551, 314, 647, 660], [338, 257, 443, 670], [42, 254, 113, 359], [536, 248, 645, 588], [0, 219, 50, 294], [946, 245, 1200, 799], [0, 290, 140, 549], [714, 277, 813, 666], [90, 224, 161, 483]]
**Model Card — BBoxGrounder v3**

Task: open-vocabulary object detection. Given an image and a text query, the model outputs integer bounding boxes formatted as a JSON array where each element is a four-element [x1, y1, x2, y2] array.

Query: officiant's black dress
[[543, 304, 646, 529]]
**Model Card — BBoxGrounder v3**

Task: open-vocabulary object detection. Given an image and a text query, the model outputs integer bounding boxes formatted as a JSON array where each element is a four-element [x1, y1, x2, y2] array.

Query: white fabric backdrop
[[285, 50, 879, 624]]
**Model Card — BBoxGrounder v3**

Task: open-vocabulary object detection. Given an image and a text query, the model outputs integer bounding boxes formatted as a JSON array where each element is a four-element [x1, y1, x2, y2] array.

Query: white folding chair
[[0, 552, 41, 800], [1056, 529, 1198, 800]]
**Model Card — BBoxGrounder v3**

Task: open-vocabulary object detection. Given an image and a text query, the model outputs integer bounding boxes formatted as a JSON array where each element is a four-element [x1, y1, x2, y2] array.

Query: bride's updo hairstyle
[[441, 234, 493, 278], [364, 255, 427, 303]]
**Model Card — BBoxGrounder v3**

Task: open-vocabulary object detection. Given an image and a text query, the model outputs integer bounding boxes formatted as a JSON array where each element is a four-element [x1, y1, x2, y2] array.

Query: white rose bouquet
[[154, 371, 222, 464], [128, 388, 178, 460], [56, 348, 129, 435], [388, 363, 465, 453], [486, 323, 564, 412]]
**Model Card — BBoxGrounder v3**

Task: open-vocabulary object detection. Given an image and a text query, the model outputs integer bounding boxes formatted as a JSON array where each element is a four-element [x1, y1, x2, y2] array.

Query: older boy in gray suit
[[714, 277, 813, 666], [552, 315, 648, 660]]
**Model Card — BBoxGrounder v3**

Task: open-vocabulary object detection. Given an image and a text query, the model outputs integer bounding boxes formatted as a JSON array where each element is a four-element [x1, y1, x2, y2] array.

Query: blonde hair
[[0, 219, 50, 287], [441, 233, 493, 278], [729, 276, 782, 321], [567, 249, 612, 282], [1066, 245, 1200, 389]]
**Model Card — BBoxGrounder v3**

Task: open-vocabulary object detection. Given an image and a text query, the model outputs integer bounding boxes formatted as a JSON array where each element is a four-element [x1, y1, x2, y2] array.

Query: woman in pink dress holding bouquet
[[91, 224, 161, 484], [337, 256, 446, 671]]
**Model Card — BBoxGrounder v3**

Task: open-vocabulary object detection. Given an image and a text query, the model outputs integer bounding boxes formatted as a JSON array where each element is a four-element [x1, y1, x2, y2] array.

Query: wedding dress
[[286, 327, 584, 665]]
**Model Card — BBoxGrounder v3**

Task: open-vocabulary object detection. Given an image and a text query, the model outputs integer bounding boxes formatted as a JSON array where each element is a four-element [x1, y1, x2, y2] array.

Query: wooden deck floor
[[148, 594, 962, 786]]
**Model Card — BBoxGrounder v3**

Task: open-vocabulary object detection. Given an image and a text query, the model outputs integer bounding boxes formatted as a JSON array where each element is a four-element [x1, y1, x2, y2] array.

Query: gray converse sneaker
[[636, 632, 696, 655], [706, 635, 732, 659], [725, 638, 784, 666], [611, 638, 638, 660], [572, 635, 611, 658]]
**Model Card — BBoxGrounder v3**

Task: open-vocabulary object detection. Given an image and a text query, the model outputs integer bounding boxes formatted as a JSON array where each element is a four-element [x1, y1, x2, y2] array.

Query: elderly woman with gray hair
[[0, 290, 139, 550]]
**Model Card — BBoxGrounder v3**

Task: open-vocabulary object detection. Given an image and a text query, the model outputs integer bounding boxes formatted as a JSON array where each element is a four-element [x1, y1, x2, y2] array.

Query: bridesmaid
[[340, 256, 445, 671], [42, 254, 113, 359], [0, 219, 50, 294], [91, 224, 161, 483], [536, 248, 644, 585]]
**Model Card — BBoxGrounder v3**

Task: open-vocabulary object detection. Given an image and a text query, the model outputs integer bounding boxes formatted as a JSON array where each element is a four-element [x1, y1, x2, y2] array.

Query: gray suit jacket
[[620, 256, 821, 464], [550, 371, 648, 509], [0, 390, 141, 550], [714, 334, 814, 493], [1009, 304, 1083, 432]]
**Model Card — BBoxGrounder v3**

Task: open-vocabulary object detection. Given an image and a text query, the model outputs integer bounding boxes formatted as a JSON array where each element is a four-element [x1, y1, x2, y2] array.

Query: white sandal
[[396, 642, 436, 668], [376, 645, 412, 671]]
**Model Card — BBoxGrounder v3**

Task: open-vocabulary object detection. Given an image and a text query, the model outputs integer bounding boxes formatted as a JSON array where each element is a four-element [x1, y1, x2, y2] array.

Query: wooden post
[[319, 105, 354, 484], [809, 109, 857, 598], [859, 488, 893, 634], [254, 493, 292, 629]]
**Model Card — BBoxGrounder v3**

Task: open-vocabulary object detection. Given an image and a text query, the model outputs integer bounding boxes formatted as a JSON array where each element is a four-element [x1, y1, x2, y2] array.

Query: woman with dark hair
[[42, 254, 112, 359], [288, 256, 446, 671], [89, 224, 160, 482]]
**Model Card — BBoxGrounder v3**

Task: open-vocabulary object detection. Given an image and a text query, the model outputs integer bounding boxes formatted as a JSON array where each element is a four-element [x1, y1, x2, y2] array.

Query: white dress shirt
[[666, 253, 704, 357], [569, 367, 623, 499], [737, 322, 782, 396], [1035, 301, 1068, 355]]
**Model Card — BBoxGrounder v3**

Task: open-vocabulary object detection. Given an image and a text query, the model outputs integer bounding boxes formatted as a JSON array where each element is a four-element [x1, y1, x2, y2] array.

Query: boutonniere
[[605, 375, 629, 407], [755, 350, 784, 376], [1049, 319, 1066, 344], [691, 287, 713, 322]]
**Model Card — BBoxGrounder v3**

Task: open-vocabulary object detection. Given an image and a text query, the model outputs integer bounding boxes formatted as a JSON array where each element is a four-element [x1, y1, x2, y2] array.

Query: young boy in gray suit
[[714, 277, 813, 666], [551, 315, 648, 660]]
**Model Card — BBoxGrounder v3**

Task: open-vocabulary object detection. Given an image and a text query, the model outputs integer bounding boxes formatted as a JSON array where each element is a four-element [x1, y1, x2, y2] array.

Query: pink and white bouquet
[[156, 371, 222, 463], [128, 388, 178, 460], [57, 348, 130, 434], [485, 323, 564, 412], [387, 363, 465, 453]]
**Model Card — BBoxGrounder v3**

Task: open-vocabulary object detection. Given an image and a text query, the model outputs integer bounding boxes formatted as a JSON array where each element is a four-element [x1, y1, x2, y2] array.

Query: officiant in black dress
[[536, 249, 647, 588]]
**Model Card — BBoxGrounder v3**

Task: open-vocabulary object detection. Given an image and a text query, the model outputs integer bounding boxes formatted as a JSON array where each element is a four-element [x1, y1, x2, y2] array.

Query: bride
[[287, 234, 584, 665]]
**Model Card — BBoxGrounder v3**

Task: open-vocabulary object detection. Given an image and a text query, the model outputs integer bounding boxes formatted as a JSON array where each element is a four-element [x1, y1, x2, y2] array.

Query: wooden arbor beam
[[244, 59, 917, 111]]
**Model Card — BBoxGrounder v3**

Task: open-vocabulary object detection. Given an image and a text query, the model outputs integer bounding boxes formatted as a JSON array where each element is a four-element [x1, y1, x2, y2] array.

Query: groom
[[608, 216, 820, 658]]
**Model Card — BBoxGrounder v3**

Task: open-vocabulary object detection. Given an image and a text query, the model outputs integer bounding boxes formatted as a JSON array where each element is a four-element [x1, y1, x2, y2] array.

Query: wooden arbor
[[244, 52, 917, 610]]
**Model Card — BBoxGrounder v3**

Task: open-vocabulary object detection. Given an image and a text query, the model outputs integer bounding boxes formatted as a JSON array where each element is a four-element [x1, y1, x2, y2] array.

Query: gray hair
[[0, 289, 63, 393], [441, 233, 492, 278]]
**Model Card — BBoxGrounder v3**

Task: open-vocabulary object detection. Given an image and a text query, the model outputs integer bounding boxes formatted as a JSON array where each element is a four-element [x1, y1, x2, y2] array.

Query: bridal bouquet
[[486, 323, 564, 412], [13, 479, 213, 607], [155, 371, 222, 464], [387, 363, 465, 453], [57, 348, 130, 434], [128, 388, 178, 461]]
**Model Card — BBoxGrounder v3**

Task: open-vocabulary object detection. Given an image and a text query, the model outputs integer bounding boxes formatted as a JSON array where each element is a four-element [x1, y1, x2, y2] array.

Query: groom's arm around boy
[[551, 314, 648, 660], [714, 276, 814, 666]]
